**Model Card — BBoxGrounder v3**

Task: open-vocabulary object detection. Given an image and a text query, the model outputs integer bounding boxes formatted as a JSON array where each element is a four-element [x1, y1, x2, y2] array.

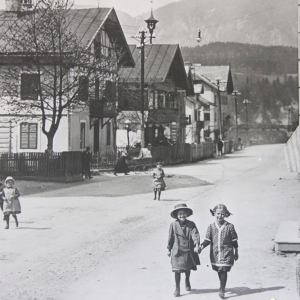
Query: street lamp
[[243, 99, 251, 146], [196, 29, 202, 43], [124, 119, 131, 148], [232, 90, 241, 142], [145, 3, 158, 45]]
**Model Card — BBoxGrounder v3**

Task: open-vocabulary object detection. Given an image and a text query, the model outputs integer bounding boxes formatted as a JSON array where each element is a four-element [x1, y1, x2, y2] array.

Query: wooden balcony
[[148, 108, 178, 124]]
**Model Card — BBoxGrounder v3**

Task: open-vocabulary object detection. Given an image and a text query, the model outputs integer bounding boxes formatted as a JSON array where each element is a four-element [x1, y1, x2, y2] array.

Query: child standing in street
[[0, 181, 4, 211], [167, 203, 201, 297], [152, 162, 166, 200], [2, 176, 21, 229], [200, 204, 238, 299]]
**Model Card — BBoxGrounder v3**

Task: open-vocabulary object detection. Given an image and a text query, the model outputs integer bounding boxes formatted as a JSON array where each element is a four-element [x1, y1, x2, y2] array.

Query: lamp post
[[124, 119, 131, 148], [243, 99, 251, 146], [216, 78, 222, 139], [232, 90, 241, 142], [131, 10, 158, 148], [288, 105, 291, 132]]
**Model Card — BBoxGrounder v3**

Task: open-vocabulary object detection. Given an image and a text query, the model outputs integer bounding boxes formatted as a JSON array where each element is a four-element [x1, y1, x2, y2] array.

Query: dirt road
[[1, 144, 299, 300]]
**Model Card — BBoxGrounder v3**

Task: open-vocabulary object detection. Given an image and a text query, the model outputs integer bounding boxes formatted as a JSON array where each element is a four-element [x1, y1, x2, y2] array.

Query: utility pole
[[243, 99, 251, 146], [232, 90, 241, 142], [140, 29, 146, 147], [216, 79, 222, 139]]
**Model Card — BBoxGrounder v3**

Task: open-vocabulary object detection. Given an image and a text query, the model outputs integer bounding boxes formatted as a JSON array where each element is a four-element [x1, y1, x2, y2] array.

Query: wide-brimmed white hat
[[170, 203, 193, 219], [5, 176, 15, 184]]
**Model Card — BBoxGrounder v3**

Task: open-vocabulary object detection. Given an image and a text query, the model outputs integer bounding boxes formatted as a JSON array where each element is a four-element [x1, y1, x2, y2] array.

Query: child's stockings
[[157, 191, 161, 200], [12, 214, 18, 227], [174, 272, 180, 296], [154, 191, 157, 200], [218, 271, 227, 290], [4, 214, 9, 229], [185, 270, 191, 290]]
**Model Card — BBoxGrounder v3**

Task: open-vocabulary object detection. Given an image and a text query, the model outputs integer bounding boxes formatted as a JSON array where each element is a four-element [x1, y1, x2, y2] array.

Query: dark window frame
[[20, 123, 38, 149]]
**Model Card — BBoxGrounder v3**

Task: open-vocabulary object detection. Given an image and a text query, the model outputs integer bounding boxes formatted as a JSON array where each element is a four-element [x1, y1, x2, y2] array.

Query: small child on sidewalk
[[152, 162, 166, 200], [2, 176, 21, 229], [167, 203, 201, 297], [200, 204, 238, 299]]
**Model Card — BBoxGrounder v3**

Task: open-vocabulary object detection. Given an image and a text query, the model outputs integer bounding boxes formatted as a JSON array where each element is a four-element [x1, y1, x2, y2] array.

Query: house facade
[[190, 64, 235, 141], [117, 44, 189, 147], [0, 2, 134, 153]]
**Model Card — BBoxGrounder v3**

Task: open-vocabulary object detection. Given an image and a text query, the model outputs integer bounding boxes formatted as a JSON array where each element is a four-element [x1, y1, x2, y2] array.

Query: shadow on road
[[188, 286, 285, 298], [16, 227, 51, 230]]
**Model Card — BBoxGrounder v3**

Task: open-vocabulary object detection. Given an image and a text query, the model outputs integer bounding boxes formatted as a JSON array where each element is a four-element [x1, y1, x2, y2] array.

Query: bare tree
[[0, 0, 120, 150]]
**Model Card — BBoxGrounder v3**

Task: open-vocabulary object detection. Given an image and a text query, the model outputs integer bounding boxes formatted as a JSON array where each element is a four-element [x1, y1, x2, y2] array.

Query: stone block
[[274, 221, 300, 252]]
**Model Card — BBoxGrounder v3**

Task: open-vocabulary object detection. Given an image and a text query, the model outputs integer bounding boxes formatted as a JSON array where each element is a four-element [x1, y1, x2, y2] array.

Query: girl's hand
[[234, 250, 239, 261], [167, 249, 171, 257]]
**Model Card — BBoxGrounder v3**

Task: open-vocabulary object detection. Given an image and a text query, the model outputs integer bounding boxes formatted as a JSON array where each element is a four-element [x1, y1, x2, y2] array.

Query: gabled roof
[[119, 44, 188, 90], [193, 64, 234, 93], [0, 7, 134, 67]]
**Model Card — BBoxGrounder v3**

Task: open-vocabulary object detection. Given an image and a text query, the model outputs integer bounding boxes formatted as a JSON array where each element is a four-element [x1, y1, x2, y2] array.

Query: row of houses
[[0, 0, 235, 154]]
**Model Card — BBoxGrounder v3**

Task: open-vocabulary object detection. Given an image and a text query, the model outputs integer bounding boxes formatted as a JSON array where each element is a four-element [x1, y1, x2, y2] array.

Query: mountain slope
[[118, 0, 297, 47]]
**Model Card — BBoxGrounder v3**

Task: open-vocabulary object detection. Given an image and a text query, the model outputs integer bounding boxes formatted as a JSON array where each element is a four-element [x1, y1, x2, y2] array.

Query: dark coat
[[217, 140, 224, 151], [114, 156, 129, 173], [167, 219, 200, 270], [82, 150, 92, 166]]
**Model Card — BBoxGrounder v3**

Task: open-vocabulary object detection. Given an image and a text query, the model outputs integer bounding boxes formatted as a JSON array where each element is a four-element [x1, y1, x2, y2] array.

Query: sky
[[0, 0, 177, 16]]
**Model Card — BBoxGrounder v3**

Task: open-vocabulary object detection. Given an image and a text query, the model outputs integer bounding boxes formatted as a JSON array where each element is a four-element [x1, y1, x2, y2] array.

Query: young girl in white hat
[[2, 176, 21, 229], [167, 203, 201, 297], [200, 204, 238, 299]]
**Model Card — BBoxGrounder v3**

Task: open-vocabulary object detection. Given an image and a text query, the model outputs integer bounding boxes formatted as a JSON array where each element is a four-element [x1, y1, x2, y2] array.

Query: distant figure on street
[[2, 176, 21, 229], [200, 204, 239, 299], [113, 151, 130, 176], [82, 146, 93, 179], [167, 203, 201, 297], [152, 162, 166, 200], [238, 137, 243, 149], [0, 181, 4, 211], [217, 138, 224, 156]]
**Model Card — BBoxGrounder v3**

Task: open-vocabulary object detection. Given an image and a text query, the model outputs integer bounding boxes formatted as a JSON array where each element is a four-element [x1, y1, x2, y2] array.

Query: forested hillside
[[182, 42, 298, 127], [182, 42, 297, 75]]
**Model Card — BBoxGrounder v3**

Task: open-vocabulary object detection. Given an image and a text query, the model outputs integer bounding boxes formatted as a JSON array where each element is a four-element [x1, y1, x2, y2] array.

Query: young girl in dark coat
[[2, 176, 21, 229], [200, 204, 238, 299], [167, 203, 201, 297]]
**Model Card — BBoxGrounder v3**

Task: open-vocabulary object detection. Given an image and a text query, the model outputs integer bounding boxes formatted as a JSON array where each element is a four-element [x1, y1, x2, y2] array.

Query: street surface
[[1, 144, 299, 300]]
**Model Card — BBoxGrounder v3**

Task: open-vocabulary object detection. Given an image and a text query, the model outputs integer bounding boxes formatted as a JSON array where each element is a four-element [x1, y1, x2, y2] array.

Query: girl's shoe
[[185, 282, 191, 291], [219, 288, 225, 298], [15, 219, 18, 227], [174, 287, 180, 297], [4, 224, 9, 229]]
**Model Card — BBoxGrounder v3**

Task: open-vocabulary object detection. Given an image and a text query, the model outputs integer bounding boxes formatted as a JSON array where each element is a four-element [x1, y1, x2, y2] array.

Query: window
[[80, 122, 86, 149], [204, 113, 210, 121], [78, 76, 89, 101], [106, 122, 111, 146], [21, 73, 39, 100], [20, 123, 37, 149]]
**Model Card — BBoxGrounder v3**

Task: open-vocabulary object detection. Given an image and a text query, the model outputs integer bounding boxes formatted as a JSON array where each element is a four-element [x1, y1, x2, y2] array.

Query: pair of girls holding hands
[[167, 203, 238, 298]]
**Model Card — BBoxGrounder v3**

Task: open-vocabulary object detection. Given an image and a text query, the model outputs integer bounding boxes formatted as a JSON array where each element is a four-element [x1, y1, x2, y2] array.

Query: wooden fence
[[0, 152, 82, 182], [0, 140, 235, 181]]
